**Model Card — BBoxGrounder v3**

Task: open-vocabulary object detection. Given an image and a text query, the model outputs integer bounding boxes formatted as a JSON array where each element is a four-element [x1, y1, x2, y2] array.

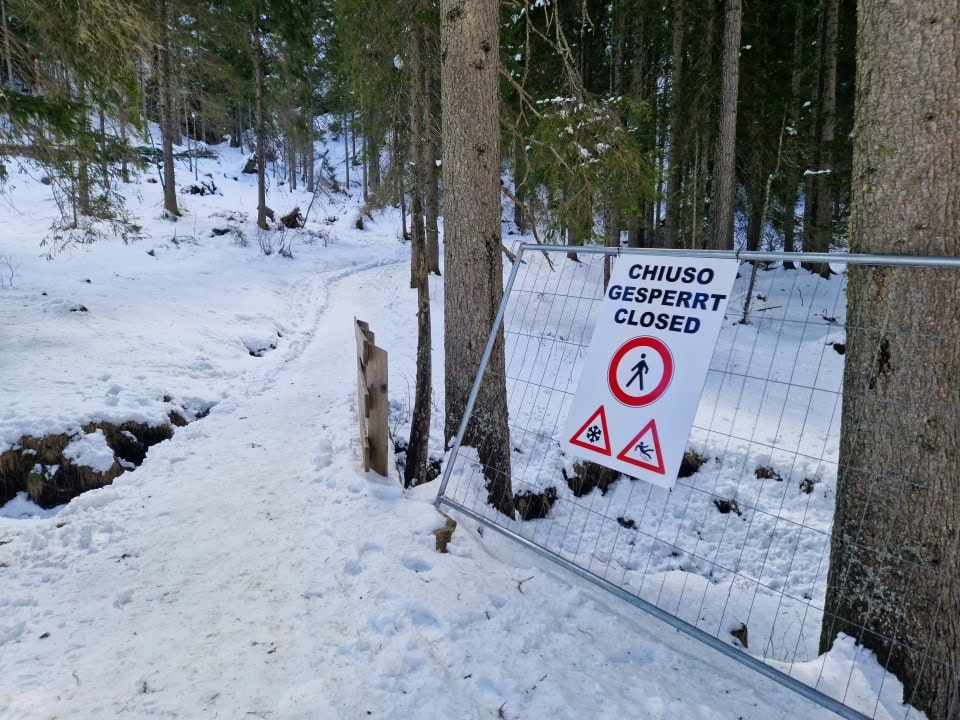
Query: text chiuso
[[606, 263, 728, 335]]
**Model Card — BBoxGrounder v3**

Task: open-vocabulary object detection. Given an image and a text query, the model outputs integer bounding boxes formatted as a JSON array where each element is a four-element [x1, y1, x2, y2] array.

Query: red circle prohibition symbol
[[608, 336, 674, 407]]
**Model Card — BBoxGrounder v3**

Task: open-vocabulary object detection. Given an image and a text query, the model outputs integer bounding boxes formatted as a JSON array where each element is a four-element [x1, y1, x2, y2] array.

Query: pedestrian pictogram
[[608, 336, 673, 407], [616, 419, 665, 474], [569, 406, 612, 456]]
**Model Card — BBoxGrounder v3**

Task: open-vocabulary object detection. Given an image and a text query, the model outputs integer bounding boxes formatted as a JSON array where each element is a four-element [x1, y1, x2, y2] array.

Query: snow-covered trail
[[1, 256, 836, 720]]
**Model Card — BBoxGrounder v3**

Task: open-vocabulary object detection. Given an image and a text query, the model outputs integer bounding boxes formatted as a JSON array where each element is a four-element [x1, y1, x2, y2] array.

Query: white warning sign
[[562, 255, 738, 488], [569, 406, 612, 457]]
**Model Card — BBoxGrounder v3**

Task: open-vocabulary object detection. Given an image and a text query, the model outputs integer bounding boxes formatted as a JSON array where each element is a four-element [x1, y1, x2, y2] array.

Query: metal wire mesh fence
[[436, 245, 960, 720]]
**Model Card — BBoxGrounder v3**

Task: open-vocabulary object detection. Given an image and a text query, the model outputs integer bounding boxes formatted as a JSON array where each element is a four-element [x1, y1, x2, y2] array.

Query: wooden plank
[[366, 345, 389, 476], [357, 356, 370, 472], [355, 319, 370, 365]]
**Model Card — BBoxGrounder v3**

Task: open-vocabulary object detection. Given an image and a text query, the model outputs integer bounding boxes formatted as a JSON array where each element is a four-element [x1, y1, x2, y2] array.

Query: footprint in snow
[[401, 556, 433, 573]]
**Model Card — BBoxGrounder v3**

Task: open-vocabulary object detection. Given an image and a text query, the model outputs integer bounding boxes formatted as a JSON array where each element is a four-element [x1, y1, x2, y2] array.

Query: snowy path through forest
[[1, 253, 837, 719]]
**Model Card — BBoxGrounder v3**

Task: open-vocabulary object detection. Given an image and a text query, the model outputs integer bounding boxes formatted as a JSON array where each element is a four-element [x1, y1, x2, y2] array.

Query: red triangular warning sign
[[616, 419, 666, 474], [569, 406, 612, 456]]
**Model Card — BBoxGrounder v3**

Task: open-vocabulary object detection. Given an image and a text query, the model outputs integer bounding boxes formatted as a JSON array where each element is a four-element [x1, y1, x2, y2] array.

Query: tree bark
[[665, 0, 684, 249], [405, 16, 432, 488], [157, 0, 179, 218], [781, 1, 804, 269], [253, 0, 267, 230], [343, 111, 350, 192], [423, 26, 441, 276], [441, 0, 513, 518], [821, 0, 959, 717], [2, 0, 13, 88], [708, 0, 742, 250], [804, 0, 838, 277], [409, 19, 425, 289], [76, 82, 91, 216]]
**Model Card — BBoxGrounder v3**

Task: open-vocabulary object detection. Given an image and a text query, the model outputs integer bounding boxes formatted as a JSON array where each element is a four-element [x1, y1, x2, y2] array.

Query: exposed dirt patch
[[0, 415, 197, 509], [678, 451, 708, 479], [514, 487, 558, 520], [754, 465, 782, 481], [564, 461, 620, 497]]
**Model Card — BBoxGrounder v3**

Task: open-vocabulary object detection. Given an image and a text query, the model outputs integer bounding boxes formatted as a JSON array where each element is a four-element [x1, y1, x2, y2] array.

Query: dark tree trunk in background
[[821, 0, 959, 716], [409, 18, 426, 289], [253, 1, 267, 230], [76, 82, 91, 216], [665, 0, 684, 249], [423, 25, 441, 276], [405, 15, 432, 487], [157, 0, 179, 218], [2, 0, 13, 88], [804, 0, 838, 277], [440, 0, 513, 518], [708, 0, 741, 250]]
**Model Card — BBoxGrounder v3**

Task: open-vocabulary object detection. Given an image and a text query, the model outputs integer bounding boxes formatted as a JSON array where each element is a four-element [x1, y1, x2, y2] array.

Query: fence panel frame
[[435, 245, 960, 720]]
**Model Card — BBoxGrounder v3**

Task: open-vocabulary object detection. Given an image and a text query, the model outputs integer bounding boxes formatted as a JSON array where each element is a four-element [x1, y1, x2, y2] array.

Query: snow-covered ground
[[0, 131, 920, 719]]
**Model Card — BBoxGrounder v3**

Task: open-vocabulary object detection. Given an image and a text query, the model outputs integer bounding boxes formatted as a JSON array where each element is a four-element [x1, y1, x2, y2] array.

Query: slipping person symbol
[[627, 353, 650, 391], [635, 441, 653, 460]]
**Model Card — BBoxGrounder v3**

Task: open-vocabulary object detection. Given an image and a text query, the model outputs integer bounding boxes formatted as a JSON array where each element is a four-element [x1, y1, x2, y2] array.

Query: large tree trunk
[[405, 16, 432, 488], [440, 0, 513, 518], [157, 0, 179, 218], [820, 0, 959, 717], [253, 1, 267, 230], [707, 0, 742, 250]]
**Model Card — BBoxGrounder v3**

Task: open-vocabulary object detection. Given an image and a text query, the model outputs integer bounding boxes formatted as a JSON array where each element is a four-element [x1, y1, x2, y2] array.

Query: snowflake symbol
[[586, 425, 602, 443]]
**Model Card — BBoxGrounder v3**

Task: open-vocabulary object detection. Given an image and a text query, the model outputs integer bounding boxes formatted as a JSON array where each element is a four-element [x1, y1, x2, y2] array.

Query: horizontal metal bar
[[437, 495, 870, 720], [521, 244, 960, 269]]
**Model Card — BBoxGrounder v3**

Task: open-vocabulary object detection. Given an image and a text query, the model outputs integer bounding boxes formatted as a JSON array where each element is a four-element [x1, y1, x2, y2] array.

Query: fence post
[[354, 318, 389, 477]]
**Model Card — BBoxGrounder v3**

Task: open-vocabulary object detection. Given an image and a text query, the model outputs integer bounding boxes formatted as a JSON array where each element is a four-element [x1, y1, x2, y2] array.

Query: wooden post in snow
[[355, 319, 389, 476]]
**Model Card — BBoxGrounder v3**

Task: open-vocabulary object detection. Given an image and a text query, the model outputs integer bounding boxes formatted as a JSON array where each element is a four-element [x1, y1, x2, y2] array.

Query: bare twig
[[499, 185, 554, 271]]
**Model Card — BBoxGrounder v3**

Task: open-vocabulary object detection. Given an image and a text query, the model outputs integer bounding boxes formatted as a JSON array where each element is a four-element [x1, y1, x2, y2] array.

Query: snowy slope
[[0, 132, 918, 720]]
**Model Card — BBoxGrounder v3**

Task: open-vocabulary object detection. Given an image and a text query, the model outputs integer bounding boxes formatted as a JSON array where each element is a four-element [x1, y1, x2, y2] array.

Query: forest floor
[[0, 130, 920, 719]]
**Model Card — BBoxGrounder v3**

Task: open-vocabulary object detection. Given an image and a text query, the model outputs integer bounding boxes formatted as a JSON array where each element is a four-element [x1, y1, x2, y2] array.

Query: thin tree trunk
[[440, 0, 514, 518], [253, 1, 267, 230], [708, 0, 742, 250], [157, 0, 179, 217], [120, 101, 130, 183], [99, 107, 109, 192], [409, 20, 425, 290], [361, 113, 368, 204], [665, 0, 684, 249], [76, 82, 91, 216], [288, 139, 297, 191], [804, 4, 825, 253], [367, 109, 381, 198], [805, 0, 838, 277], [343, 111, 350, 192], [423, 28, 441, 276], [305, 131, 315, 194], [781, 2, 804, 269], [405, 16, 432, 487], [1, 0, 13, 88]]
